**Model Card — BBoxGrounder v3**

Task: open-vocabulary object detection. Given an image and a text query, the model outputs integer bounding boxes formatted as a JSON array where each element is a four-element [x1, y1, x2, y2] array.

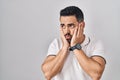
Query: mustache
[[64, 33, 72, 44], [64, 33, 72, 37]]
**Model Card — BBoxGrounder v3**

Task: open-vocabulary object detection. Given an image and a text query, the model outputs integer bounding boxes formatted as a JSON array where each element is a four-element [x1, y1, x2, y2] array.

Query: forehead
[[60, 16, 78, 23]]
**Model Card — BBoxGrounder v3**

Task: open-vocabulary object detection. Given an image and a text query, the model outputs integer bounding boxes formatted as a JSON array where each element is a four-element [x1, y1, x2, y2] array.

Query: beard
[[64, 33, 72, 44]]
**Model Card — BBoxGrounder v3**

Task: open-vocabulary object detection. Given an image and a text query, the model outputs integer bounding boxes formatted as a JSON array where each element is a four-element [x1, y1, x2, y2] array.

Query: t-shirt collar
[[81, 35, 90, 47]]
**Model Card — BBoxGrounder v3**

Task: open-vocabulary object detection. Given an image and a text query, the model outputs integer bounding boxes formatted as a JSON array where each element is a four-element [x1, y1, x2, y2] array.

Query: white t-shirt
[[47, 35, 106, 80]]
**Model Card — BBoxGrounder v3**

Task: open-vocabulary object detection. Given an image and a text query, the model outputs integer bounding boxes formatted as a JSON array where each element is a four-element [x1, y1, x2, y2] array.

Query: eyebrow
[[67, 23, 75, 26], [60, 23, 75, 26], [60, 24, 64, 26]]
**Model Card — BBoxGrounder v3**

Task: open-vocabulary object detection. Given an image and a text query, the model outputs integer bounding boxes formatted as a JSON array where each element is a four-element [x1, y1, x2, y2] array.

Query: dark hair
[[60, 6, 84, 22]]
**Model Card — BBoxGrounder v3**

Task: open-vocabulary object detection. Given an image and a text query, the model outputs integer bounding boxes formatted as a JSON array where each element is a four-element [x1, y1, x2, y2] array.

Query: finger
[[80, 25, 83, 35], [60, 27, 64, 35], [77, 24, 81, 37], [60, 27, 66, 40], [60, 27, 64, 37], [79, 26, 83, 37], [73, 27, 78, 37], [81, 26, 84, 34]]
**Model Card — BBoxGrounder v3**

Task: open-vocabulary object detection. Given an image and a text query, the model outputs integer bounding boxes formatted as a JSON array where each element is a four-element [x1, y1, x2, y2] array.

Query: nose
[[65, 26, 70, 33]]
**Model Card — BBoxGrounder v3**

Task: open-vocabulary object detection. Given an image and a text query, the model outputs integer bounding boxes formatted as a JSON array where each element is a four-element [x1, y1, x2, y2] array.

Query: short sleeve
[[47, 38, 60, 56], [90, 40, 106, 62]]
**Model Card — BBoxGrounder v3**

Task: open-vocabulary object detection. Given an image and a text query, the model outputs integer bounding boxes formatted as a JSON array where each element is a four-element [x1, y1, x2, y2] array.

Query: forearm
[[42, 47, 69, 79], [73, 49, 105, 80], [50, 48, 69, 77]]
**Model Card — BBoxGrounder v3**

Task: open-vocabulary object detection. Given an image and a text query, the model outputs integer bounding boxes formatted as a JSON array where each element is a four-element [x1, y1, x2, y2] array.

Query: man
[[41, 6, 106, 80]]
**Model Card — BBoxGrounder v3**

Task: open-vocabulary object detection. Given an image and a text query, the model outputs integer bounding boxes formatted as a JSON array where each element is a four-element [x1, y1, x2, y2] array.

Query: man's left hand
[[70, 24, 84, 47]]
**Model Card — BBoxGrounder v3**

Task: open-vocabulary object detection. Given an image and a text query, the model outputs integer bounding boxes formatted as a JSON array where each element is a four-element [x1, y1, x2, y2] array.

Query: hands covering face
[[60, 23, 84, 48], [71, 23, 84, 46]]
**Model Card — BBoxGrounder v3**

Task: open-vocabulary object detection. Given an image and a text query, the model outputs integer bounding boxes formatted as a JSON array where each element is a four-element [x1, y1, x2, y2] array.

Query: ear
[[81, 21, 85, 28], [79, 21, 85, 28]]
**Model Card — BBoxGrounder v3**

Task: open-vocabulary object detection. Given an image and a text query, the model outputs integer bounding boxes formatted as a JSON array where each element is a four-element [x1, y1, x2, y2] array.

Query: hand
[[71, 24, 84, 47], [60, 27, 70, 49]]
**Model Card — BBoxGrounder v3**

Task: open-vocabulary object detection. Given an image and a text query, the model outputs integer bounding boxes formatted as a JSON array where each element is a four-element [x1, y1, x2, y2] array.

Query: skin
[[41, 16, 106, 80]]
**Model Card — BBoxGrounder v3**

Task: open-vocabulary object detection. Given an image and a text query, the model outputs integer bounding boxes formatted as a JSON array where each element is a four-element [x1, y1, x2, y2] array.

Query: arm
[[41, 47, 69, 80], [73, 49, 105, 80], [41, 27, 70, 80], [71, 24, 105, 80]]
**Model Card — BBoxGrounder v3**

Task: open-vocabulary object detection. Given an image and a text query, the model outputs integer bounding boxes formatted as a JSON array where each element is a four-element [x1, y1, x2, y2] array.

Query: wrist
[[62, 46, 69, 50], [69, 43, 82, 51], [61, 46, 69, 54], [71, 43, 76, 47]]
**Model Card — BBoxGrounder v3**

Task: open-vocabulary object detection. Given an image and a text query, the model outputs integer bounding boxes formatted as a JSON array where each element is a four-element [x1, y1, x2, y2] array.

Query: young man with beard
[[41, 6, 106, 80]]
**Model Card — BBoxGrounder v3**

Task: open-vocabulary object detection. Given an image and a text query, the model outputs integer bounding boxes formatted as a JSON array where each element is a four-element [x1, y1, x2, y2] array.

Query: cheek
[[70, 29, 75, 36], [62, 29, 66, 35]]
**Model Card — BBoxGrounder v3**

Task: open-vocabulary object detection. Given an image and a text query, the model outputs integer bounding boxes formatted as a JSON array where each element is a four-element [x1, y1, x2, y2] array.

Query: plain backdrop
[[0, 0, 120, 80]]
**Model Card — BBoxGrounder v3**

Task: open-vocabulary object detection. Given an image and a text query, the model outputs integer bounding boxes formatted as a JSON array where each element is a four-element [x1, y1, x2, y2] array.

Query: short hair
[[60, 6, 84, 22]]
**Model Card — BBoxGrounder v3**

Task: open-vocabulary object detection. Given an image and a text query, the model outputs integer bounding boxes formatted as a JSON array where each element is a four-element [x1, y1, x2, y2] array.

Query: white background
[[0, 0, 120, 80]]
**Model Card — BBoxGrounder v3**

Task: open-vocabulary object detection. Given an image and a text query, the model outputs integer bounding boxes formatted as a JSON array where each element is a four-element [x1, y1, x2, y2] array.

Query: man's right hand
[[60, 27, 70, 49]]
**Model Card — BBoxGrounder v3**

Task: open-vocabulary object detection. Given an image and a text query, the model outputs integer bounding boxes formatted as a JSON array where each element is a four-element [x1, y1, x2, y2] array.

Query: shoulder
[[49, 37, 62, 49], [88, 35, 104, 48], [47, 38, 62, 56], [50, 37, 61, 45]]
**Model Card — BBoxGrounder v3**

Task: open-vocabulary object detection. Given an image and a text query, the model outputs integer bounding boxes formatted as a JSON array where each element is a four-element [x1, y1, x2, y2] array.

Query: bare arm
[[41, 47, 69, 80], [73, 49, 105, 80], [41, 27, 70, 80], [70, 24, 105, 80]]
